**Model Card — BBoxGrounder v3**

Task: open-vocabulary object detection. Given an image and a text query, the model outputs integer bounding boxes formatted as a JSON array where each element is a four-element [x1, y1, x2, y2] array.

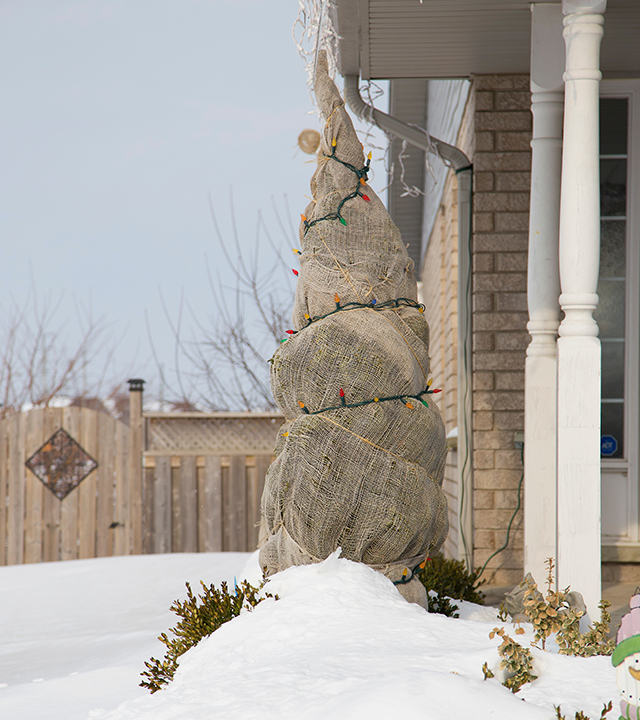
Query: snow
[[0, 553, 245, 720], [0, 551, 618, 720]]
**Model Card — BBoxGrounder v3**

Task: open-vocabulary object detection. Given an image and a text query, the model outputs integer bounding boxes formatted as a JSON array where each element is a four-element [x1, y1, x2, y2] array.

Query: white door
[[599, 82, 640, 557]]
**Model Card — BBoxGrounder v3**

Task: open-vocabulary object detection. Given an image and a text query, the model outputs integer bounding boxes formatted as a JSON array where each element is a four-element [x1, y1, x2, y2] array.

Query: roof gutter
[[343, 76, 471, 171], [343, 75, 474, 571]]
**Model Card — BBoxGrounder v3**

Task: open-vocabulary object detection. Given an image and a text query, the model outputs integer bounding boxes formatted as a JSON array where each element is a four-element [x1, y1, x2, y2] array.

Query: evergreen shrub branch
[[140, 579, 275, 693], [417, 554, 485, 617]]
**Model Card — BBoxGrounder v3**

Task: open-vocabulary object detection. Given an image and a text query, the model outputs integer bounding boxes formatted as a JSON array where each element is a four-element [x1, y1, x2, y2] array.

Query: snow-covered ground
[[1, 551, 618, 719]]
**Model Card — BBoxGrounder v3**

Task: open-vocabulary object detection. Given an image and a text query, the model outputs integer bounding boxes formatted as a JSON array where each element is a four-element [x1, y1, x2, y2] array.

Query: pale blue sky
[[0, 0, 387, 403]]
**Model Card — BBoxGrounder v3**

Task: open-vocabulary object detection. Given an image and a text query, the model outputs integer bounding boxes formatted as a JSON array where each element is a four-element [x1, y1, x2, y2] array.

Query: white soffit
[[334, 0, 640, 80]]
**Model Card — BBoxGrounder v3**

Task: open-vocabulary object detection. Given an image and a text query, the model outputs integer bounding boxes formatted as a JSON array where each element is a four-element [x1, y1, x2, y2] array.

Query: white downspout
[[343, 76, 475, 569]]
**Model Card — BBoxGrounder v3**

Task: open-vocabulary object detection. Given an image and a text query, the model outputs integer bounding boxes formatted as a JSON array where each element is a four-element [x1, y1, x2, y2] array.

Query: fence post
[[128, 379, 145, 554]]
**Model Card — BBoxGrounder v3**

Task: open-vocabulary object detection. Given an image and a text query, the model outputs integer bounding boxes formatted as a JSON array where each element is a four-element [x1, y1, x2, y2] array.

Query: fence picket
[[143, 463, 154, 554], [180, 456, 198, 552], [199, 455, 222, 552], [171, 459, 181, 552], [96, 411, 115, 557], [42, 408, 62, 562], [23, 410, 44, 563], [227, 456, 247, 552], [77, 407, 98, 559], [253, 454, 272, 550], [128, 390, 144, 555], [113, 420, 130, 555], [61, 407, 80, 561], [153, 456, 172, 553], [7, 413, 25, 564], [246, 460, 259, 552], [0, 419, 7, 566]]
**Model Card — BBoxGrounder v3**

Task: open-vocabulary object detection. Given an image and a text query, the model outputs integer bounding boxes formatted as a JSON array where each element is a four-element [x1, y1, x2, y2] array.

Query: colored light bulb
[[362, 194, 370, 202], [339, 217, 346, 226], [298, 401, 305, 408], [292, 269, 299, 276], [286, 330, 294, 335], [339, 388, 345, 398], [332, 138, 337, 147], [334, 294, 340, 303]]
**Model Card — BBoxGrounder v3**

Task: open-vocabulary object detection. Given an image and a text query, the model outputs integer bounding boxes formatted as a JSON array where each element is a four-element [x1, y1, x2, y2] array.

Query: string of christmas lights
[[290, 136, 440, 590], [301, 140, 372, 236], [392, 556, 431, 586], [288, 380, 441, 417], [280, 296, 425, 342]]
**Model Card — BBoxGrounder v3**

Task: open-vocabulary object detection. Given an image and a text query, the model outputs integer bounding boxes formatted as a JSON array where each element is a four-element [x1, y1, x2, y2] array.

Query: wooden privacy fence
[[0, 383, 283, 565], [141, 410, 281, 555], [0, 405, 130, 565]]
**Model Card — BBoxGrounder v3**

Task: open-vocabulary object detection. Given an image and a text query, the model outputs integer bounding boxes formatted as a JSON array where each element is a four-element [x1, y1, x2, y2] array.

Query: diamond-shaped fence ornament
[[25, 428, 98, 500]]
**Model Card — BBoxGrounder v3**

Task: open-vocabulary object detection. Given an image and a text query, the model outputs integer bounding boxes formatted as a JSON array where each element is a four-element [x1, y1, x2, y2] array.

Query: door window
[[597, 98, 628, 459]]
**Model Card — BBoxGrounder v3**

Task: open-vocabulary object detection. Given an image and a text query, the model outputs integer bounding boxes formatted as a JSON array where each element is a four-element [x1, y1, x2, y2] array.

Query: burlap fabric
[[259, 52, 448, 607]]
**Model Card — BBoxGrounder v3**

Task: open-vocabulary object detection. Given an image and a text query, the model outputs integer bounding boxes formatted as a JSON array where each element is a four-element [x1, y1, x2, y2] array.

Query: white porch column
[[557, 0, 606, 618], [524, 3, 564, 586]]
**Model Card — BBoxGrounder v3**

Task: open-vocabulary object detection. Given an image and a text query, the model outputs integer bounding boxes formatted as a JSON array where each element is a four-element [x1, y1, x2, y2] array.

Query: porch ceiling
[[333, 0, 640, 80]]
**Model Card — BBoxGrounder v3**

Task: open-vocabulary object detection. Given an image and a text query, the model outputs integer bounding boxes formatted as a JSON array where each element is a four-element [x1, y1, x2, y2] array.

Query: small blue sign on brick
[[601, 435, 618, 456]]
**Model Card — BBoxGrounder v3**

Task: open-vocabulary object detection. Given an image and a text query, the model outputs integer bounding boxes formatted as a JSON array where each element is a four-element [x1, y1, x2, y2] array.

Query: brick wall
[[420, 75, 532, 583], [472, 75, 531, 586]]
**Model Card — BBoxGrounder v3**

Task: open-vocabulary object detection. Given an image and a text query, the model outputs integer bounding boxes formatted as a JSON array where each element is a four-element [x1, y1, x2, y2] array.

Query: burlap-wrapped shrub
[[259, 52, 448, 608]]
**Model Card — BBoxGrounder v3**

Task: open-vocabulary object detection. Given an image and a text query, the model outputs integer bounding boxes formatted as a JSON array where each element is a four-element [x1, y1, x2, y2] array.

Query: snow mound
[[91, 551, 617, 720], [0, 552, 248, 720]]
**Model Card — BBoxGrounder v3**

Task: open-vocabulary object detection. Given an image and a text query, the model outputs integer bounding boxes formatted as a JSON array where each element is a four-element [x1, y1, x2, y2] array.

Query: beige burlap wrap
[[259, 52, 448, 607]]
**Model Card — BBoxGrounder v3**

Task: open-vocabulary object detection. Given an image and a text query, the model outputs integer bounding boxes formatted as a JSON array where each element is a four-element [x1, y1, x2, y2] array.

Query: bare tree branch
[[148, 196, 295, 411], [0, 291, 126, 419]]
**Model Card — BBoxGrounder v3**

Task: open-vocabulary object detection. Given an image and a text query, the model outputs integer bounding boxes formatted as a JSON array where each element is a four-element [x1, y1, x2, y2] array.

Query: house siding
[[420, 74, 531, 585], [422, 80, 471, 257], [419, 82, 474, 563], [420, 173, 460, 559]]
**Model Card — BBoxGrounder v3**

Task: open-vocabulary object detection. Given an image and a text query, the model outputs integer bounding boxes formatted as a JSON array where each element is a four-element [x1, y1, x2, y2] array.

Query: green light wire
[[297, 384, 439, 416], [302, 145, 371, 235], [280, 298, 425, 341], [296, 142, 441, 589], [477, 445, 524, 579]]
